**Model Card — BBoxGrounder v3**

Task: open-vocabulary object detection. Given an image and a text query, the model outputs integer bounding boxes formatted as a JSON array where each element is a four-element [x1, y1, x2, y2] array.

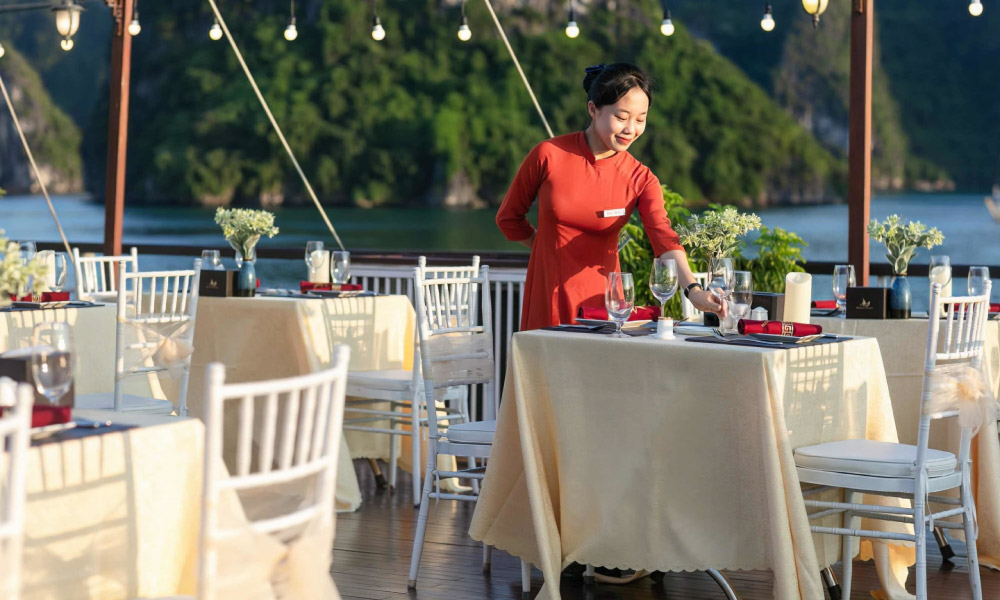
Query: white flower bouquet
[[867, 214, 944, 275], [214, 207, 279, 260], [675, 205, 762, 262], [0, 230, 49, 305]]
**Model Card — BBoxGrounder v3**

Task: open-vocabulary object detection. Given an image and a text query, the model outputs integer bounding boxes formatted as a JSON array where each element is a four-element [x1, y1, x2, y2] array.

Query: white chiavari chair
[[795, 281, 992, 600], [406, 265, 530, 596], [144, 347, 350, 600], [0, 378, 33, 600], [76, 259, 201, 416], [344, 256, 479, 505], [72, 246, 139, 302]]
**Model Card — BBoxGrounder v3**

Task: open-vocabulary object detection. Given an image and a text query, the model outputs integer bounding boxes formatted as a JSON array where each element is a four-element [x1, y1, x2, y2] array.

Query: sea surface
[[1, 192, 995, 309]]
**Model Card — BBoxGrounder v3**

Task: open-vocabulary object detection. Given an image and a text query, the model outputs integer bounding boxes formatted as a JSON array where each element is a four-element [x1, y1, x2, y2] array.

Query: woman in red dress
[[496, 63, 721, 330]]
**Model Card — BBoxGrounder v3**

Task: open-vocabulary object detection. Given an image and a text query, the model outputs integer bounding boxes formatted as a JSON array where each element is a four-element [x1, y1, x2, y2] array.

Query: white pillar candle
[[783, 272, 812, 324], [308, 250, 331, 283], [37, 250, 57, 288]]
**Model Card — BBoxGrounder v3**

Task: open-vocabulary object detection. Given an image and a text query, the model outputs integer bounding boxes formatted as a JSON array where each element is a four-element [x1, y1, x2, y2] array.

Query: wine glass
[[727, 271, 753, 332], [331, 251, 351, 284], [201, 250, 224, 271], [649, 257, 678, 317], [605, 272, 635, 338], [305, 241, 324, 271], [617, 230, 634, 253], [31, 322, 74, 406], [968, 266, 990, 296], [833, 264, 856, 313], [46, 252, 68, 292], [19, 241, 37, 261]]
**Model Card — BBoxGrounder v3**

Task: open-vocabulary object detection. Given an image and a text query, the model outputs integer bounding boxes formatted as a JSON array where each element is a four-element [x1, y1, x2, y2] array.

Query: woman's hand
[[689, 288, 726, 317]]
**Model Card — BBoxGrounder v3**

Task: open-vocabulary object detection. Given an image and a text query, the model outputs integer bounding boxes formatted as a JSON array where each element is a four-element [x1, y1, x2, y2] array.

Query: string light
[[284, 0, 297, 40], [565, 2, 579, 38], [660, 8, 674, 36], [209, 19, 223, 40], [371, 15, 385, 41], [128, 0, 141, 36], [457, 0, 471, 41], [969, 0, 984, 16], [760, 3, 774, 31]]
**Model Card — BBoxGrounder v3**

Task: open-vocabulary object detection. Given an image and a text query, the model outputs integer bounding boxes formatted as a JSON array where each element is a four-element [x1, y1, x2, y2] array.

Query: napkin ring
[[781, 322, 794, 336]]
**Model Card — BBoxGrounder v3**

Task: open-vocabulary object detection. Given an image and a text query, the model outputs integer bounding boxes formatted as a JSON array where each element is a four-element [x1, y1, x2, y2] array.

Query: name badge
[[601, 208, 626, 218]]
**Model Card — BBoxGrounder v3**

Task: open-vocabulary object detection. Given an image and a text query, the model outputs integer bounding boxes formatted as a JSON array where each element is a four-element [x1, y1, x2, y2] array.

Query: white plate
[[575, 318, 651, 330]]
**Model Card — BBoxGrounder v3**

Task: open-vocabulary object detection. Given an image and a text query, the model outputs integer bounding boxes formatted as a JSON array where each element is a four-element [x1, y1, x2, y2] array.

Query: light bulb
[[457, 16, 471, 41], [128, 16, 141, 36], [371, 16, 385, 41], [565, 20, 579, 38], [0, 42, 5, 58], [660, 19, 674, 36], [970, 0, 984, 16], [60, 37, 74, 51], [209, 22, 223, 40], [761, 4, 775, 32], [284, 22, 298, 41]]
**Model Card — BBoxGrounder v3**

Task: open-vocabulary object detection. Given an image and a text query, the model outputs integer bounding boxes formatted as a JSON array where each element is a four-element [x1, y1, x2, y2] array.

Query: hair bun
[[582, 63, 606, 94]]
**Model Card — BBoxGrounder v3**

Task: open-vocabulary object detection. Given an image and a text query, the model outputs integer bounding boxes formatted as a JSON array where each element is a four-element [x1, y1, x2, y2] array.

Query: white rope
[[0, 68, 74, 260], [482, 0, 554, 139], [205, 0, 346, 252]]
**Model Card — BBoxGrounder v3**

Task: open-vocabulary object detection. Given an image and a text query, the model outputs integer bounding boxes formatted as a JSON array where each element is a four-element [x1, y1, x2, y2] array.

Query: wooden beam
[[848, 0, 874, 285], [103, 0, 134, 257]]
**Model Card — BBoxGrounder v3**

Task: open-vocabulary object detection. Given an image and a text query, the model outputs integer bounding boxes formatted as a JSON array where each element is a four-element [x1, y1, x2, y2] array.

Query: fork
[[712, 328, 783, 346]]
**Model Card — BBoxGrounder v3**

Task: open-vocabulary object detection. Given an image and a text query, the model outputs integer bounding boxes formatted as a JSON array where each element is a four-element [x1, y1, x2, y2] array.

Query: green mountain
[[74, 0, 839, 208], [0, 47, 82, 194]]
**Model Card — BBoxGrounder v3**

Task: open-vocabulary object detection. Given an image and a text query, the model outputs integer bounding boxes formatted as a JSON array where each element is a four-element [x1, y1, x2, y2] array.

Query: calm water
[[1, 193, 995, 308]]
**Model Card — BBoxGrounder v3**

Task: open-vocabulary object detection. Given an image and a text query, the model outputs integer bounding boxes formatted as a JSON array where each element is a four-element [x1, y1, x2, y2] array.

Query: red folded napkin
[[0, 405, 71, 428], [15, 292, 71, 302], [991, 303, 999, 313], [738, 319, 823, 336], [578, 306, 661, 321], [811, 300, 838, 309], [300, 281, 363, 293]]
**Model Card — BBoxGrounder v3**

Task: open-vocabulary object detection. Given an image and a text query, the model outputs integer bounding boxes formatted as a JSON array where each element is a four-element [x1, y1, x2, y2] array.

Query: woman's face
[[587, 86, 649, 154]]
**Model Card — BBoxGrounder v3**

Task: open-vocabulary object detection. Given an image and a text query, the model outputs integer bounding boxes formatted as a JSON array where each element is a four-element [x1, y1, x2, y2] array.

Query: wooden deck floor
[[333, 461, 1000, 599]]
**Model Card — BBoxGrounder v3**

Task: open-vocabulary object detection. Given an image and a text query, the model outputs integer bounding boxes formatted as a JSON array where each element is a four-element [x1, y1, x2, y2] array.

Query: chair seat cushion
[[794, 439, 957, 479], [75, 393, 175, 414], [347, 369, 413, 392], [446, 419, 496, 444]]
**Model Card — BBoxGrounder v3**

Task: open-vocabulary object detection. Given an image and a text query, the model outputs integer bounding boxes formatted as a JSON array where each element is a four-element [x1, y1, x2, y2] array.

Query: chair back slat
[[918, 281, 992, 475], [113, 259, 202, 414], [72, 247, 139, 300], [415, 265, 497, 429], [199, 347, 349, 600], [0, 378, 33, 600]]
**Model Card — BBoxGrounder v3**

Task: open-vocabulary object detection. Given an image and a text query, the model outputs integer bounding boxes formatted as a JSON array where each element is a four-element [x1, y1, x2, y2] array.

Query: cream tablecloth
[[469, 331, 912, 600], [814, 316, 1000, 568], [0, 305, 116, 394], [184, 295, 416, 512]]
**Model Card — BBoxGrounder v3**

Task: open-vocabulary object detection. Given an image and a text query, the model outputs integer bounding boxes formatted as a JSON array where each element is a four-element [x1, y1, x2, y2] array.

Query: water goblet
[[649, 257, 678, 338], [30, 322, 74, 406], [605, 272, 635, 338], [331, 251, 351, 284], [833, 265, 856, 313], [19, 241, 37, 261], [305, 241, 324, 270], [968, 266, 990, 296], [41, 252, 68, 292], [201, 250, 224, 271], [727, 271, 753, 333]]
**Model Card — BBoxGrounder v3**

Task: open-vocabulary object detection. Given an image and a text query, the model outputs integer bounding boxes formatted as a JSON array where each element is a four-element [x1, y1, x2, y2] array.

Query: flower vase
[[889, 274, 911, 319], [231, 239, 259, 298]]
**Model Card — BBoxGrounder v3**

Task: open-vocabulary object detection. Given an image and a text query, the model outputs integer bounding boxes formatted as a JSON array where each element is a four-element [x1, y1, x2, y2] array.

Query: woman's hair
[[582, 63, 653, 108]]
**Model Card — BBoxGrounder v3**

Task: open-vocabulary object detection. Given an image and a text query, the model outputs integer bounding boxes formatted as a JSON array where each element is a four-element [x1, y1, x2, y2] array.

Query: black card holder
[[846, 287, 889, 319], [199, 270, 238, 297]]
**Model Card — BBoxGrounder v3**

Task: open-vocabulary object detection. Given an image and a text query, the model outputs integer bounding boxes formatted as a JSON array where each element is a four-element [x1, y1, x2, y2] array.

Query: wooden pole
[[848, 0, 874, 285], [103, 0, 134, 257]]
